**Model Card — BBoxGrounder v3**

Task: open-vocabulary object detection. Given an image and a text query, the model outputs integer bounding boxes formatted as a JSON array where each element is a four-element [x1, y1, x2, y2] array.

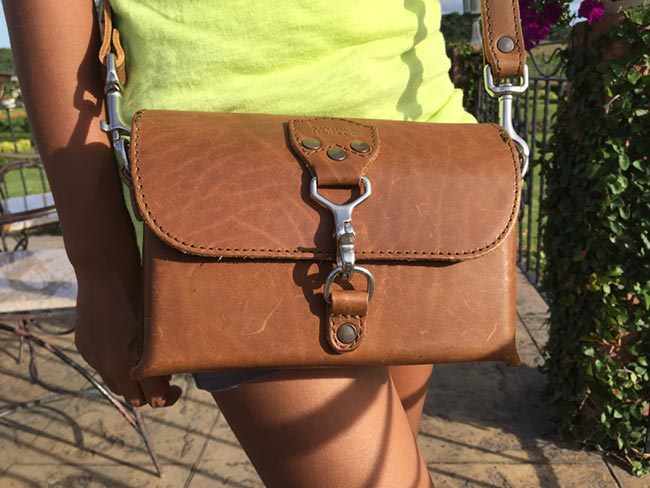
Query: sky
[[0, 1, 466, 48], [1, 8, 9, 48]]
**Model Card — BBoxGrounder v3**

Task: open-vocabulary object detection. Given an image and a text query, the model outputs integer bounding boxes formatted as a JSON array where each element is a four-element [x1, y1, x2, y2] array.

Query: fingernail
[[150, 397, 165, 408]]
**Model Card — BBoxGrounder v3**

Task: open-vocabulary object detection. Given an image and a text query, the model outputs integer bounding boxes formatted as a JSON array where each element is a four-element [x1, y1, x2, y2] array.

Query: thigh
[[212, 366, 433, 488], [389, 364, 434, 436]]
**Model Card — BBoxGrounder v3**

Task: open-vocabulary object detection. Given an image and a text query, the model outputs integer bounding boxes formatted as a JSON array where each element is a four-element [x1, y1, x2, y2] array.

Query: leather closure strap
[[289, 118, 379, 188], [327, 289, 368, 353], [480, 0, 527, 79]]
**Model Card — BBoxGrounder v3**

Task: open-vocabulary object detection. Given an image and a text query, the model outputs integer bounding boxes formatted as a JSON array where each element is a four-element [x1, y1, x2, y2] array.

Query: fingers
[[115, 378, 147, 407], [140, 376, 183, 408], [101, 373, 182, 409]]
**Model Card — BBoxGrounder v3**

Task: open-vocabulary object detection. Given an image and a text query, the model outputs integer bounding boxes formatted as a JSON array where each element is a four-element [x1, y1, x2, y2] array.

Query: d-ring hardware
[[323, 266, 375, 304]]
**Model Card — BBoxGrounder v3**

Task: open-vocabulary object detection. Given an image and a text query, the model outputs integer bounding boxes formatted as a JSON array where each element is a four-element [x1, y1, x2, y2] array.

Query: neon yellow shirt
[[111, 0, 474, 249], [111, 0, 474, 124]]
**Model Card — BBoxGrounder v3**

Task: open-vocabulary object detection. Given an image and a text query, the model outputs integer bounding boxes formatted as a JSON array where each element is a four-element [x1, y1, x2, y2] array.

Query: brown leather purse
[[97, 0, 530, 379]]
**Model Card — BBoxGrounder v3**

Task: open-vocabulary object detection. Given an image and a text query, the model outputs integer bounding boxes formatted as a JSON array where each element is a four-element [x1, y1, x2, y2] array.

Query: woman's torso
[[111, 0, 474, 123]]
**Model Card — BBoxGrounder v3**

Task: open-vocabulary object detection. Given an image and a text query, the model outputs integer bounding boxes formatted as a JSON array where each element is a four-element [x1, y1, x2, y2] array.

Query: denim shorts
[[192, 369, 280, 393]]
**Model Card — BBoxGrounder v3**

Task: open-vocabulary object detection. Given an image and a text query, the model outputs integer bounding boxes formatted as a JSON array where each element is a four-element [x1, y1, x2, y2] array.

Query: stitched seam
[[484, 0, 501, 77], [511, 0, 524, 75], [134, 114, 519, 257]]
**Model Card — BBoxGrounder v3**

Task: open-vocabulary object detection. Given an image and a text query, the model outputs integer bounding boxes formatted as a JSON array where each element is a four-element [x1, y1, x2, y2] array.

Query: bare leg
[[389, 364, 434, 437], [212, 366, 433, 488]]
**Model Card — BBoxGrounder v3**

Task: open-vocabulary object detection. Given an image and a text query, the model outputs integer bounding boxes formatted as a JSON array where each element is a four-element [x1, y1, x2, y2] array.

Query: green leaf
[[610, 175, 629, 195], [618, 153, 631, 170], [627, 69, 642, 85]]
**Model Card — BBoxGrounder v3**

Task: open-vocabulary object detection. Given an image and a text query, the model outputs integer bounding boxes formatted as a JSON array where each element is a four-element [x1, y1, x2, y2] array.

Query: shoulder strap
[[481, 0, 527, 79], [96, 0, 126, 83], [95, 0, 526, 83]]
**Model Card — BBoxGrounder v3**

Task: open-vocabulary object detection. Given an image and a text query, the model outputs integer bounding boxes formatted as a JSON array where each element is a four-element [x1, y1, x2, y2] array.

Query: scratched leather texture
[[131, 111, 520, 262], [128, 110, 522, 379]]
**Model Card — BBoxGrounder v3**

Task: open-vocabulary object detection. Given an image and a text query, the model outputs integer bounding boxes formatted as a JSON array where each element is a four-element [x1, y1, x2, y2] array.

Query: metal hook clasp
[[484, 64, 530, 178], [99, 53, 131, 172], [323, 266, 375, 304], [310, 176, 372, 280]]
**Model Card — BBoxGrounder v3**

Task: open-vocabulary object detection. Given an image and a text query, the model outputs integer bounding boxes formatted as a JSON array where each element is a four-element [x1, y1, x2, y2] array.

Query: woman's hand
[[74, 273, 183, 408]]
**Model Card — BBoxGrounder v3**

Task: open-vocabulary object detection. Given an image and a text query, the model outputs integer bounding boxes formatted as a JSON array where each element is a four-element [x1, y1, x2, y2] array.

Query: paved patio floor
[[0, 236, 646, 487]]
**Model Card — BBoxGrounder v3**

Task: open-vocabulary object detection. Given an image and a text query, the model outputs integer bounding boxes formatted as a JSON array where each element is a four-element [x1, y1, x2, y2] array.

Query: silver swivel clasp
[[99, 53, 132, 172], [310, 176, 375, 303], [484, 64, 530, 178]]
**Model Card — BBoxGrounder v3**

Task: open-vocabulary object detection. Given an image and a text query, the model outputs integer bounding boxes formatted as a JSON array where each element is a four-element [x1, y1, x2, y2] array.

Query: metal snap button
[[497, 36, 515, 53], [336, 323, 358, 344], [327, 146, 347, 161], [350, 140, 370, 153], [301, 138, 321, 150]]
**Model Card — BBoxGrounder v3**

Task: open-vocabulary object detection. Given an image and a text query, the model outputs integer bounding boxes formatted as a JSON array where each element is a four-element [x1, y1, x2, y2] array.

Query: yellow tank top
[[111, 0, 474, 124]]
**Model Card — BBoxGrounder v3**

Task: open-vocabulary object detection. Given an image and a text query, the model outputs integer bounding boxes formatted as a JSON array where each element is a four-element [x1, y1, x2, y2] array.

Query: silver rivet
[[327, 146, 347, 161], [350, 140, 370, 153], [497, 36, 515, 53], [336, 323, 358, 344], [301, 138, 321, 150]]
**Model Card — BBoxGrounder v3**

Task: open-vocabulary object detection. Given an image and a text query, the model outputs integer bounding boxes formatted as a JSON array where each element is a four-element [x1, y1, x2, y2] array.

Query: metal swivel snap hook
[[484, 64, 531, 179], [309, 176, 372, 280]]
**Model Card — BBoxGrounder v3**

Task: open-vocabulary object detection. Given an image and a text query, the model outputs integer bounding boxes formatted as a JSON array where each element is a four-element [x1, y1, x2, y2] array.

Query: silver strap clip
[[310, 176, 375, 301], [484, 64, 530, 178], [99, 53, 131, 173]]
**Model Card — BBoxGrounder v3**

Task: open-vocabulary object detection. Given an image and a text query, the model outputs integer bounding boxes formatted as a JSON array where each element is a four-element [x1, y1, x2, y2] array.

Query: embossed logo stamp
[[308, 123, 358, 138]]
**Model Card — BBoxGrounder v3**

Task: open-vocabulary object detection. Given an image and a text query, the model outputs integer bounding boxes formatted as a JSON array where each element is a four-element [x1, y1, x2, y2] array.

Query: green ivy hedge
[[541, 9, 650, 476]]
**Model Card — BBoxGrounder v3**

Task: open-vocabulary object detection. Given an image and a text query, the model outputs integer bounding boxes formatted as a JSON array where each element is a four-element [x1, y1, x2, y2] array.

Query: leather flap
[[130, 110, 521, 262]]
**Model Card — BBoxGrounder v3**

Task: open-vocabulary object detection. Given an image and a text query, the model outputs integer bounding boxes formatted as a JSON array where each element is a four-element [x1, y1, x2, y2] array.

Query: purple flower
[[578, 0, 605, 24], [519, 0, 562, 49], [542, 1, 563, 24]]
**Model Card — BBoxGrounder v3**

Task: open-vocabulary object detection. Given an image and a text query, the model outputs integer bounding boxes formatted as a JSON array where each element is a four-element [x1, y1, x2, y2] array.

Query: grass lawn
[[1, 166, 51, 197]]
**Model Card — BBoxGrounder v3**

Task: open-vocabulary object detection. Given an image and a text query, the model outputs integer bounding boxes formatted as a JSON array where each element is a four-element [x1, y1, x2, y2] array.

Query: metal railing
[[475, 49, 568, 293]]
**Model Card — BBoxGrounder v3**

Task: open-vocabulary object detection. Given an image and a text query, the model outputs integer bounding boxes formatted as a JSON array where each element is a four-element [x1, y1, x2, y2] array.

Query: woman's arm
[[3, 0, 181, 407]]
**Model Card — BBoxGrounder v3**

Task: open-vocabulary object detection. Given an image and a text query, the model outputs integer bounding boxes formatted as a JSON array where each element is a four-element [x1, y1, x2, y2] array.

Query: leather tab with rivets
[[328, 289, 368, 353], [289, 117, 379, 188]]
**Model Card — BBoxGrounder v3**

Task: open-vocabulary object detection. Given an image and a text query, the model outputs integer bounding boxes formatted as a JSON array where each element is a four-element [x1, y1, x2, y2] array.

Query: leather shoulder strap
[[96, 0, 126, 83], [481, 0, 527, 79]]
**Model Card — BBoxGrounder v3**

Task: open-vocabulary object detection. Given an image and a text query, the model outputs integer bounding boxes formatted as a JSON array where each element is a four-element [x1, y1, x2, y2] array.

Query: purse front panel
[[131, 227, 520, 379]]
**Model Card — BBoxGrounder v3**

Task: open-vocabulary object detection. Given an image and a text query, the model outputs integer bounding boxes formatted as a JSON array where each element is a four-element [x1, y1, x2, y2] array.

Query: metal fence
[[475, 51, 568, 293]]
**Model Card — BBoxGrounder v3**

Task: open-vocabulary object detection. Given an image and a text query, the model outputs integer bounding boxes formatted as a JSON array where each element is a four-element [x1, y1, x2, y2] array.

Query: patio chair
[[0, 154, 58, 252]]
